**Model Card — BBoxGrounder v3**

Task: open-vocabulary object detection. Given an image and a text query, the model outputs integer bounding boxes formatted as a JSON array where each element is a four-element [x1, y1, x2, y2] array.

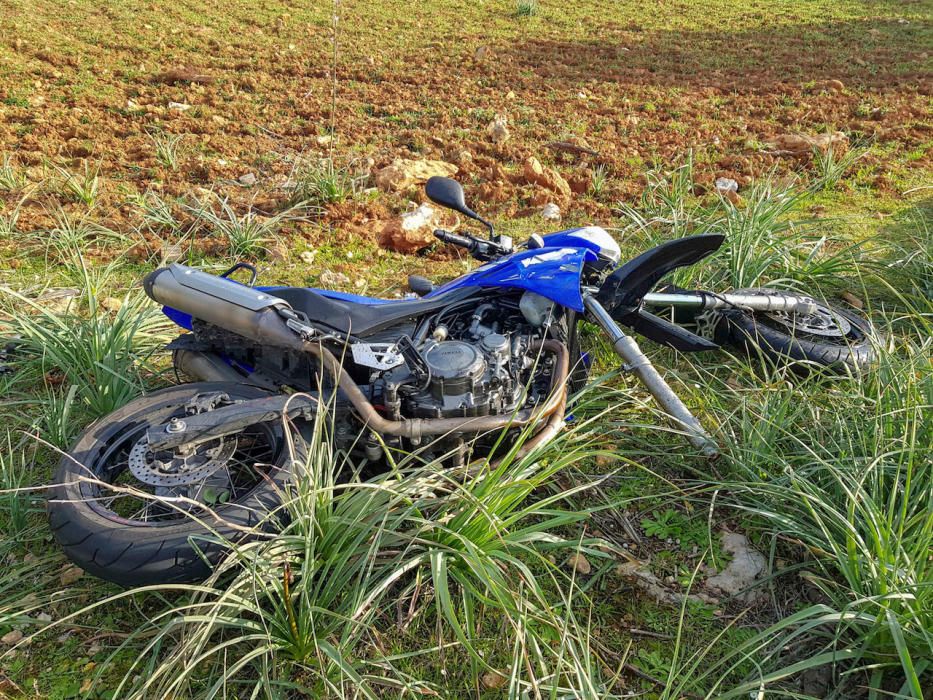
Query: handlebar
[[433, 229, 476, 250], [433, 228, 511, 261]]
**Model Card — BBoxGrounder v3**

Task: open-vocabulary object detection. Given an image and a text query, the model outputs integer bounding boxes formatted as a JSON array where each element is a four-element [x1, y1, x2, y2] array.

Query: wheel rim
[[84, 405, 281, 526], [733, 289, 864, 344], [763, 305, 853, 338]]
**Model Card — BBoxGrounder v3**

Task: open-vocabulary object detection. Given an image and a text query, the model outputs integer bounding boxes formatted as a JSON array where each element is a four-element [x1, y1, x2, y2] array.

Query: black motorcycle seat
[[266, 286, 471, 337]]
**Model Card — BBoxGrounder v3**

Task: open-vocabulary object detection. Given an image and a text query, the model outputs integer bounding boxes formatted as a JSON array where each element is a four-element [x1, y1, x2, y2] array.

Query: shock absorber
[[582, 294, 718, 457]]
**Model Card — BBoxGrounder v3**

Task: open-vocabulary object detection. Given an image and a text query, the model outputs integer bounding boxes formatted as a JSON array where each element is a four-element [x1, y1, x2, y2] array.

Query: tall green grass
[[675, 304, 932, 697], [62, 409, 614, 698], [0, 252, 172, 422], [616, 158, 863, 291], [185, 193, 313, 259]]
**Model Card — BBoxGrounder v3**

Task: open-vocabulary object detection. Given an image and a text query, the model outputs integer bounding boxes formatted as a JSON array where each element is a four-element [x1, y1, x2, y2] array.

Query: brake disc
[[764, 305, 851, 337], [128, 434, 238, 487]]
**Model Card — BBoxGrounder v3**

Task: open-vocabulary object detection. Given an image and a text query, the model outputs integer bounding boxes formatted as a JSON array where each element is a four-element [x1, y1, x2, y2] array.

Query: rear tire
[[48, 383, 306, 587], [721, 289, 876, 373]]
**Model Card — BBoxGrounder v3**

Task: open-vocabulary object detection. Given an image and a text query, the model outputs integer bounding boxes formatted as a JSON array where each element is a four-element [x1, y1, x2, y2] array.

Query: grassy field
[[0, 0, 931, 697]]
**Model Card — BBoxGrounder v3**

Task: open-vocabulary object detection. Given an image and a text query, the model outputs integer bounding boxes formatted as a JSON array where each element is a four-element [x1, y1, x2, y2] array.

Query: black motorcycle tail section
[[597, 234, 724, 352]]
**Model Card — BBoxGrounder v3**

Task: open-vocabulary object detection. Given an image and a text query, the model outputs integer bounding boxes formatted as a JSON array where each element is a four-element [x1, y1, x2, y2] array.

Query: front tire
[[48, 383, 306, 587], [721, 289, 877, 372]]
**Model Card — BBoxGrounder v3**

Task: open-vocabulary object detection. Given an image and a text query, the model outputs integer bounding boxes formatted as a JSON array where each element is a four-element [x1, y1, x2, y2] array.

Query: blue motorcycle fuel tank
[[317, 227, 616, 312], [426, 246, 597, 311]]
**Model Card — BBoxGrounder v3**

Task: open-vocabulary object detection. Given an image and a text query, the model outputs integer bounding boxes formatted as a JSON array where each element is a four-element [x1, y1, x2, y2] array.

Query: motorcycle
[[48, 177, 876, 586]]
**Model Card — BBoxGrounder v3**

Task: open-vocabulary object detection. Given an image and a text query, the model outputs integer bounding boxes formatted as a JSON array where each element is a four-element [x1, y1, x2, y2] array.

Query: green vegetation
[[286, 156, 363, 208]]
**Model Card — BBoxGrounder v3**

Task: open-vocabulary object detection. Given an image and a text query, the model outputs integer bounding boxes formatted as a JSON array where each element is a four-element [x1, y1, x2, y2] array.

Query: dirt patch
[[0, 0, 928, 244]]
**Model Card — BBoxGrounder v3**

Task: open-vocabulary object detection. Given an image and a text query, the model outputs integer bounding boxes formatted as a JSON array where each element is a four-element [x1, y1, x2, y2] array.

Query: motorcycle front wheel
[[722, 289, 877, 373], [48, 382, 306, 587]]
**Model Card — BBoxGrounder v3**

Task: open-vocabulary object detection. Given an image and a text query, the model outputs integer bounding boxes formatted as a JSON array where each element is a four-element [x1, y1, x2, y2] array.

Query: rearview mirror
[[425, 177, 493, 235]]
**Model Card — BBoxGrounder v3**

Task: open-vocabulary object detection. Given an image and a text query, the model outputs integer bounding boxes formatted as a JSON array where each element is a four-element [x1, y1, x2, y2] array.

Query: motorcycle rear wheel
[[722, 289, 876, 372], [48, 382, 306, 587]]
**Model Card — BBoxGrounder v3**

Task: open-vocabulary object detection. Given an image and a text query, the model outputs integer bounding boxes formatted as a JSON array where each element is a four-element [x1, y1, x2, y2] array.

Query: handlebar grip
[[433, 229, 475, 249]]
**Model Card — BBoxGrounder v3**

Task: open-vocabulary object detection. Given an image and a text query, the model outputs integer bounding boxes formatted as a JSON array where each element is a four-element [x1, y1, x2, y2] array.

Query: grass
[[286, 156, 363, 207], [49, 406, 612, 698], [617, 157, 864, 291], [0, 197, 24, 239], [0, 155, 27, 192], [0, 252, 172, 421], [674, 307, 933, 696], [185, 193, 314, 259], [813, 144, 870, 192], [1, 157, 930, 698], [515, 0, 539, 17], [589, 164, 610, 198], [0, 433, 34, 540], [148, 131, 185, 170], [53, 161, 102, 208]]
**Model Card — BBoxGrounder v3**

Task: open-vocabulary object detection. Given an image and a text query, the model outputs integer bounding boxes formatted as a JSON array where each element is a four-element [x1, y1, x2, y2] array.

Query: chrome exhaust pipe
[[144, 264, 304, 351]]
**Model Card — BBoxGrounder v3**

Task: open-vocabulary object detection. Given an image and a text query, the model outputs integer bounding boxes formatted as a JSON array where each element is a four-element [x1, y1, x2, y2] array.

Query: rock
[[724, 190, 743, 206], [38, 288, 80, 315], [566, 552, 591, 575], [155, 67, 213, 85], [60, 565, 84, 587], [35, 612, 52, 624], [319, 270, 350, 288], [594, 454, 617, 468], [373, 158, 458, 192], [481, 671, 507, 690], [705, 531, 766, 601], [160, 242, 184, 263], [378, 203, 458, 254], [100, 296, 123, 314], [522, 157, 572, 200], [486, 116, 510, 144], [714, 177, 739, 194], [540, 203, 561, 221], [267, 242, 289, 263], [814, 79, 845, 93], [766, 131, 848, 158], [840, 291, 864, 309], [167, 101, 191, 112], [299, 250, 317, 265], [315, 134, 332, 146], [1, 630, 23, 646], [448, 149, 473, 166], [238, 172, 257, 187]]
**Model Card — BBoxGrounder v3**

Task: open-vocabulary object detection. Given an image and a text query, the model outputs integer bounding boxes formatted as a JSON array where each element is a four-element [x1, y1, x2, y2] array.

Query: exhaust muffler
[[144, 264, 304, 350]]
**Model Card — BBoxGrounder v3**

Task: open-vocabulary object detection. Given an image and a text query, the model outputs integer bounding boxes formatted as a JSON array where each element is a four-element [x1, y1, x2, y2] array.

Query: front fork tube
[[583, 295, 718, 457], [642, 291, 817, 314]]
